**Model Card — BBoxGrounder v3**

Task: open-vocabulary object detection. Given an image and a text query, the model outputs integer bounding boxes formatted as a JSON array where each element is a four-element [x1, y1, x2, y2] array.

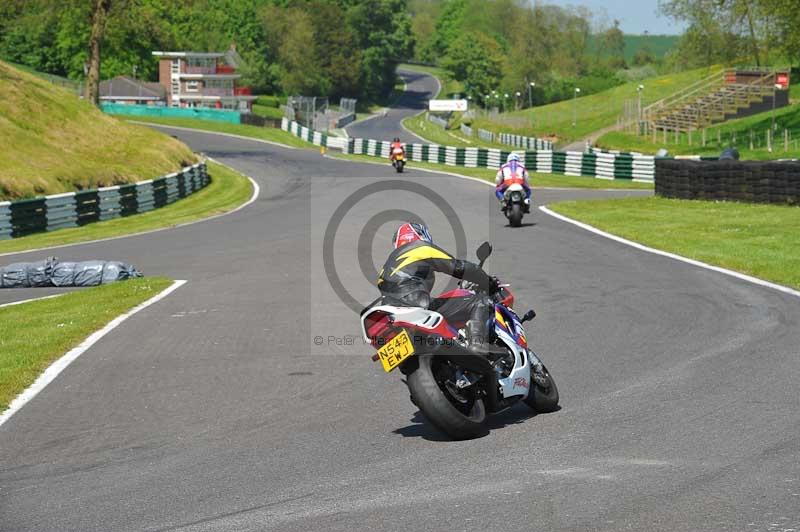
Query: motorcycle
[[360, 242, 559, 440], [391, 147, 406, 173], [502, 184, 530, 227]]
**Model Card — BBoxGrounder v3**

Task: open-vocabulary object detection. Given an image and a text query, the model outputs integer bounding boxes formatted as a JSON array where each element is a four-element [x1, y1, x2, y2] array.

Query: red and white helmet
[[392, 222, 433, 249]]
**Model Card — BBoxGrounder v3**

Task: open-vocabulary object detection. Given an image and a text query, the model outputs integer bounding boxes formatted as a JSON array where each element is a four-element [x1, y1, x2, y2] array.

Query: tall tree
[[85, 0, 112, 105]]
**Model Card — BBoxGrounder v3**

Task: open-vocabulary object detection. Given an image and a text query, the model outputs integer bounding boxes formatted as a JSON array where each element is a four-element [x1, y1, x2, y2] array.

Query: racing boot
[[465, 319, 492, 355]]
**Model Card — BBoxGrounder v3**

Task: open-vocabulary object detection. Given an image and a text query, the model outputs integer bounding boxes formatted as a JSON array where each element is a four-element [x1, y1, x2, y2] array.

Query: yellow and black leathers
[[377, 240, 494, 308]]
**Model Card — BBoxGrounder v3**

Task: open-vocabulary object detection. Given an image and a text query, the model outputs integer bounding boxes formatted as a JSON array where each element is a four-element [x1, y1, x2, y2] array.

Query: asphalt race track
[[2, 71, 800, 532], [344, 69, 436, 143]]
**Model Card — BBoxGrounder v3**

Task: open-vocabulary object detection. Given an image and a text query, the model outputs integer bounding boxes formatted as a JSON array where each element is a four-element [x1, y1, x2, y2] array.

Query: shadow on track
[[393, 404, 560, 441]]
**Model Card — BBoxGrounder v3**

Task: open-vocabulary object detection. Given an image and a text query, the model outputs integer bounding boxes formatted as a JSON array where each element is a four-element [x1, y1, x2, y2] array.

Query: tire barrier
[[477, 128, 553, 151], [281, 118, 348, 150], [0, 162, 208, 240], [655, 158, 800, 205], [281, 119, 654, 182]]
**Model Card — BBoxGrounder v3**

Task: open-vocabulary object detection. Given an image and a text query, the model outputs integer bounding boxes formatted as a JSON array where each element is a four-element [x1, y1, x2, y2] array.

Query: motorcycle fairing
[[493, 304, 532, 399], [360, 305, 457, 343]]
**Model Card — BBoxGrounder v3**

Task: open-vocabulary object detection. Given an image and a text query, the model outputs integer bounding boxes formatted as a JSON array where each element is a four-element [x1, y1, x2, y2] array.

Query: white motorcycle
[[502, 183, 530, 227]]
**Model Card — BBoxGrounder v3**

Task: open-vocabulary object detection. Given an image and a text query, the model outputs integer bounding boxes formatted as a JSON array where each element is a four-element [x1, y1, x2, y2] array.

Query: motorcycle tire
[[396, 162, 404, 173], [408, 354, 488, 440], [509, 203, 523, 227], [523, 363, 559, 413]]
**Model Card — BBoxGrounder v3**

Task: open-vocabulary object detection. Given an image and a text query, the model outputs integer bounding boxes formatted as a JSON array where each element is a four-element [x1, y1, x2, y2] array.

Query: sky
[[540, 0, 688, 35]]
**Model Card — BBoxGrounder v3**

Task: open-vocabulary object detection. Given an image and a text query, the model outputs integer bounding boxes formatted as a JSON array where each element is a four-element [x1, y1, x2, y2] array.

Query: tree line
[[408, 0, 665, 108], [0, 0, 413, 102], [659, 0, 799, 69]]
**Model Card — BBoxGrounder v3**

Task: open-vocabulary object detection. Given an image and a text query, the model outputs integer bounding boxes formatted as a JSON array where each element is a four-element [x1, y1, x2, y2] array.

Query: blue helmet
[[507, 153, 520, 163]]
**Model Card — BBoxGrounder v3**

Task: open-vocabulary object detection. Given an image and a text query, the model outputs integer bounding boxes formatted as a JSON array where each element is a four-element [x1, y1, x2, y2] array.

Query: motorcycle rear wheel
[[408, 354, 488, 440], [509, 203, 523, 227]]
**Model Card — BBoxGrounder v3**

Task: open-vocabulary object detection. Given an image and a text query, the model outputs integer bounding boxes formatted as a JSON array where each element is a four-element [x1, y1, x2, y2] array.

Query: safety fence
[[281, 118, 348, 150], [0, 162, 208, 240], [102, 103, 241, 124], [477, 129, 553, 151], [281, 119, 654, 182]]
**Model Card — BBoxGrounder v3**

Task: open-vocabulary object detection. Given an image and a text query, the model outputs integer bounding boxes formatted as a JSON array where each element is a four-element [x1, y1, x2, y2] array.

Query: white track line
[[540, 206, 800, 300], [0, 159, 259, 258], [0, 293, 68, 309], [130, 121, 298, 150], [0, 279, 187, 428]]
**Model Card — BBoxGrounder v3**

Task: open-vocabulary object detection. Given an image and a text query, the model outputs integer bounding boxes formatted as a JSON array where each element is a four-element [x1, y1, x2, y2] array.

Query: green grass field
[[597, 103, 800, 159], [0, 161, 253, 254], [0, 60, 197, 200], [0, 277, 174, 412], [471, 66, 720, 144], [121, 116, 310, 149], [550, 197, 800, 288], [330, 153, 653, 190]]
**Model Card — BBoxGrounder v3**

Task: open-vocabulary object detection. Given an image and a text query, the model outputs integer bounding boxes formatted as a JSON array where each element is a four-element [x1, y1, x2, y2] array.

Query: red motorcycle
[[360, 242, 559, 440]]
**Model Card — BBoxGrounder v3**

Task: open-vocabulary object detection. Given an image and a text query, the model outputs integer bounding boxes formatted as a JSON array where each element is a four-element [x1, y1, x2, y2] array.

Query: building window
[[186, 80, 199, 92]]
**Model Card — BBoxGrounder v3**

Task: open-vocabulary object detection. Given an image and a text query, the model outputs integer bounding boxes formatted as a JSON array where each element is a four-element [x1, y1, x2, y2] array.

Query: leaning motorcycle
[[391, 147, 406, 173], [360, 242, 559, 440], [503, 184, 530, 227]]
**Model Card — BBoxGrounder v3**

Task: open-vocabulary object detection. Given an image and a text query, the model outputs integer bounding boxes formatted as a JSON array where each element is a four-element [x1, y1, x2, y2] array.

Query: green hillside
[[471, 66, 720, 144], [0, 60, 197, 200]]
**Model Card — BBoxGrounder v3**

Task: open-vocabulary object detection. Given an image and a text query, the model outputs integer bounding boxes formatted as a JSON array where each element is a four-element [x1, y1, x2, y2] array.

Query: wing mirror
[[476, 242, 492, 265], [520, 309, 536, 323]]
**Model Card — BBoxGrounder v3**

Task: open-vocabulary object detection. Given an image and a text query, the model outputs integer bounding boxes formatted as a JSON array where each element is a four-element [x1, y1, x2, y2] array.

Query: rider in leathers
[[377, 223, 497, 352]]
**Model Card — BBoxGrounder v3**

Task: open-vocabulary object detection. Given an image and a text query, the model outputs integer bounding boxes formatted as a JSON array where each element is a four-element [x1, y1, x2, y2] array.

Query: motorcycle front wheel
[[408, 354, 488, 440], [523, 363, 559, 413]]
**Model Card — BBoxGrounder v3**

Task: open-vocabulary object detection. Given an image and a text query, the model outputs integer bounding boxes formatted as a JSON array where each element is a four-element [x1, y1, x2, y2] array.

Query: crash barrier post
[[655, 158, 800, 205], [0, 162, 209, 239], [282, 119, 654, 182]]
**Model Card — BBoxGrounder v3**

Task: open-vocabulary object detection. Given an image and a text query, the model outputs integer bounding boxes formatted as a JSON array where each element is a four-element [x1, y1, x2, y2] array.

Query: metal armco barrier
[[0, 162, 208, 240], [655, 159, 800, 205], [281, 119, 654, 182], [460, 124, 473, 137]]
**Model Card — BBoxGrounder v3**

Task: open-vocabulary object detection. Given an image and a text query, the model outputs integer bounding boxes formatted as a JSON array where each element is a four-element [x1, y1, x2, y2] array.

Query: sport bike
[[502, 183, 529, 227], [360, 242, 558, 440], [391, 147, 406, 173]]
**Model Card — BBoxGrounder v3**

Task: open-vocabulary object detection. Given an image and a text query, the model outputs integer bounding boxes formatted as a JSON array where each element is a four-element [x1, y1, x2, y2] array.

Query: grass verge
[[330, 153, 653, 190], [118, 116, 310, 149], [0, 277, 173, 412], [549, 197, 800, 288], [0, 161, 253, 255]]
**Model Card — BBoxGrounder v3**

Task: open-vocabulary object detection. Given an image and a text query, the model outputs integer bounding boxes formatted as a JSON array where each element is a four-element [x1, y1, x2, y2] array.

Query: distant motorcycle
[[502, 184, 530, 227], [391, 147, 406, 173]]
